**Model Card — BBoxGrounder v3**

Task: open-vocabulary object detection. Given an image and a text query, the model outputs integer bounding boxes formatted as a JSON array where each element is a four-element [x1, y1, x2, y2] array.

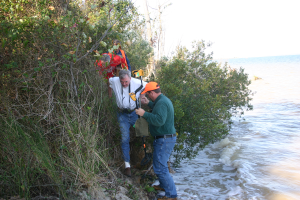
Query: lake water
[[172, 55, 300, 200]]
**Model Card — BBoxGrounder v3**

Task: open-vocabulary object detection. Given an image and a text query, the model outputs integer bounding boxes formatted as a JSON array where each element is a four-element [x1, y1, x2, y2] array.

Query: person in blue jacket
[[113, 39, 131, 71]]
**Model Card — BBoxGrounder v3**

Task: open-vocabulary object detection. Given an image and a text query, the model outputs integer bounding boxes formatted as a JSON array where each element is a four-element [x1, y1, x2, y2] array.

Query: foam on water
[[172, 139, 243, 200], [214, 138, 241, 167]]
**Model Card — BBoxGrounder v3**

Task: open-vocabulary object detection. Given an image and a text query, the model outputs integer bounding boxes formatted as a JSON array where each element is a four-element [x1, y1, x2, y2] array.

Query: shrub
[[155, 41, 253, 165], [0, 0, 149, 198]]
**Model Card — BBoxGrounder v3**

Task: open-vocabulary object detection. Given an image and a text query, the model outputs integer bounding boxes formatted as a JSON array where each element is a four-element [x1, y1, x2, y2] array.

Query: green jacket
[[143, 94, 176, 137]]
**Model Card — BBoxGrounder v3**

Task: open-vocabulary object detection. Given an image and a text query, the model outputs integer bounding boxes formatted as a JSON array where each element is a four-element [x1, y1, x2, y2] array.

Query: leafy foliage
[[155, 41, 253, 165], [0, 0, 151, 199]]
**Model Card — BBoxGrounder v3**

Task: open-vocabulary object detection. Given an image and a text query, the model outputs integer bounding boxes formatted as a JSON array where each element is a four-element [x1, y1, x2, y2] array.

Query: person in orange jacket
[[113, 39, 131, 71], [95, 53, 127, 80]]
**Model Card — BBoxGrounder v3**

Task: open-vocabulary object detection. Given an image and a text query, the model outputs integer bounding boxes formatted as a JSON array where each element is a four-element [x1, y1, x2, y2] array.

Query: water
[[172, 55, 300, 200]]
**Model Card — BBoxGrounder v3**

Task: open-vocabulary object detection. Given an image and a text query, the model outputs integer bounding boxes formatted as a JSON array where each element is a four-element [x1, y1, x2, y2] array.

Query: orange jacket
[[120, 49, 128, 70], [95, 53, 127, 79]]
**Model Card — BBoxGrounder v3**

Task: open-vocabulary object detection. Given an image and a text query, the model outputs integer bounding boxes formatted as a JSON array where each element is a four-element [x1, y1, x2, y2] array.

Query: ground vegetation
[[0, 0, 151, 199]]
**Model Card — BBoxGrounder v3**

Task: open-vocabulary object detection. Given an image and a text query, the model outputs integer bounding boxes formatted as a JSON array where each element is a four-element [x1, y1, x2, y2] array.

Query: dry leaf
[[69, 51, 75, 54], [48, 6, 55, 11]]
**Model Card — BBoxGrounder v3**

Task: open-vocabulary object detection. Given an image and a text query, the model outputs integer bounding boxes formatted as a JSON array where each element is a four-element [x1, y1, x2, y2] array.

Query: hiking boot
[[124, 167, 131, 177], [153, 185, 165, 191], [157, 197, 177, 200]]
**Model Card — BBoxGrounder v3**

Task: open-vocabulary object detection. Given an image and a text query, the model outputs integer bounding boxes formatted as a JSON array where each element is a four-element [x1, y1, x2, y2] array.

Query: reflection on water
[[266, 138, 300, 199], [172, 55, 300, 200]]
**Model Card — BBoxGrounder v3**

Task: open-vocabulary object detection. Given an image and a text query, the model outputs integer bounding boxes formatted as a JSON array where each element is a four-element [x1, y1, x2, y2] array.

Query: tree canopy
[[155, 41, 253, 165]]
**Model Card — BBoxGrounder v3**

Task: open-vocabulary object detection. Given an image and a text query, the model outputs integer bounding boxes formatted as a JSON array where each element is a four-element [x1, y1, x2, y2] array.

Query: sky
[[133, 0, 300, 59]]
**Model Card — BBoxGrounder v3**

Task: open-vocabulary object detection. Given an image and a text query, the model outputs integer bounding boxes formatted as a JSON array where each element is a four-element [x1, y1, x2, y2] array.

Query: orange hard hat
[[141, 82, 160, 94]]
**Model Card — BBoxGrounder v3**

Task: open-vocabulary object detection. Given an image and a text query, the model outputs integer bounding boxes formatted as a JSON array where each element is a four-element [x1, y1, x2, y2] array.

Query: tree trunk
[[157, 4, 164, 61], [143, 0, 155, 78]]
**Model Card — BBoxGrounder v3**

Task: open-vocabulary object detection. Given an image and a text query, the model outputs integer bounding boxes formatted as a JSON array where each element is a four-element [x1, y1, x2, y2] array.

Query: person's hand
[[135, 108, 145, 117], [141, 96, 149, 105]]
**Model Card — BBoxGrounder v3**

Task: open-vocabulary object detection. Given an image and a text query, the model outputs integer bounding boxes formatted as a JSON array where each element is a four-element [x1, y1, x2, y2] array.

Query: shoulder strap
[[120, 50, 128, 69], [134, 78, 143, 95]]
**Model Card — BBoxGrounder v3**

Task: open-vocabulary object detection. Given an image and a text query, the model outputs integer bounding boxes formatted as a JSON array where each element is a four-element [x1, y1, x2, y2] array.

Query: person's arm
[[143, 102, 167, 126], [147, 101, 154, 109], [108, 78, 113, 98], [140, 95, 148, 104], [140, 95, 154, 109], [125, 53, 131, 71]]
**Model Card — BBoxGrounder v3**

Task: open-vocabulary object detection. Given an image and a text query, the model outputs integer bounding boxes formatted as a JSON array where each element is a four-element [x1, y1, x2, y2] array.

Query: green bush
[[155, 41, 253, 165], [0, 0, 151, 198]]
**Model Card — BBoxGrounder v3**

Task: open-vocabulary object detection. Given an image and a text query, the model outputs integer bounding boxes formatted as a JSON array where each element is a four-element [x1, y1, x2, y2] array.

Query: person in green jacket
[[135, 82, 177, 200]]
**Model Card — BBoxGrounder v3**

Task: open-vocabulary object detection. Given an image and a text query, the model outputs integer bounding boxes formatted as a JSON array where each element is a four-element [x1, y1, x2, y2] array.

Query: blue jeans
[[117, 111, 138, 163], [153, 136, 177, 198]]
